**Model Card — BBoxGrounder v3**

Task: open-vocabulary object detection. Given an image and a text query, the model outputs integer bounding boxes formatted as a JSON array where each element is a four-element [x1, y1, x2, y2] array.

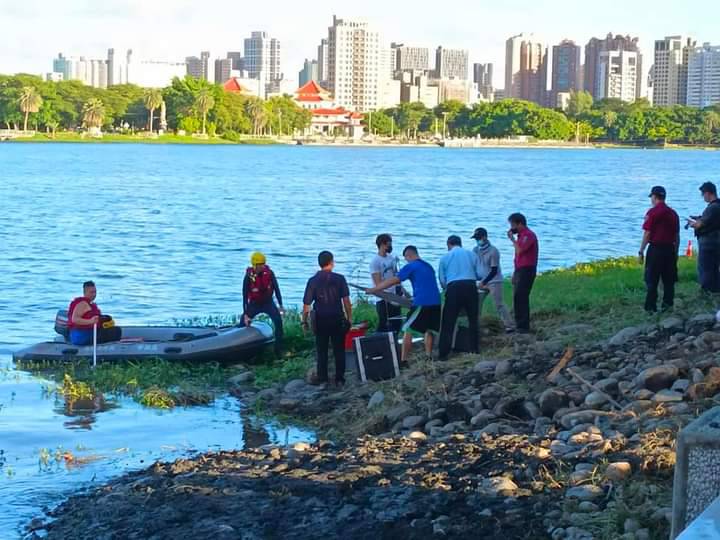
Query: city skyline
[[1, 0, 717, 87]]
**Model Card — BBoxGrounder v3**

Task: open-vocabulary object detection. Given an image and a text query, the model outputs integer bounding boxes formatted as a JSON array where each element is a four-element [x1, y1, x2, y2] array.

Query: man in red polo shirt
[[639, 186, 680, 313], [507, 213, 539, 333]]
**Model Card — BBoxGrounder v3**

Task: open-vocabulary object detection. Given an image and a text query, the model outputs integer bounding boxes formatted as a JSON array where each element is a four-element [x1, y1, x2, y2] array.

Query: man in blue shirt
[[438, 235, 482, 360], [367, 245, 441, 363]]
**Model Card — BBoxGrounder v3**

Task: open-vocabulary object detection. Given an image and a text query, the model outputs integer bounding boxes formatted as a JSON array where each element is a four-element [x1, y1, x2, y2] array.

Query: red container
[[345, 322, 369, 351]]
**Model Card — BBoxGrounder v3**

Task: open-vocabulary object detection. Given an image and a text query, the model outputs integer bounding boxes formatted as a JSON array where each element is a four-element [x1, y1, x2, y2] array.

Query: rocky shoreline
[[30, 312, 720, 539]]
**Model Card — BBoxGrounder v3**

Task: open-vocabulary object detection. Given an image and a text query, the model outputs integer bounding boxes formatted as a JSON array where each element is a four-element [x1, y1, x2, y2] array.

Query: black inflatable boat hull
[[12, 322, 274, 363]]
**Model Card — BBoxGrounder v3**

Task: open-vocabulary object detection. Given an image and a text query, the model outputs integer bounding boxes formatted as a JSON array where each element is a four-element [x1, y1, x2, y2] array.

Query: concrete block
[[672, 406, 720, 538]]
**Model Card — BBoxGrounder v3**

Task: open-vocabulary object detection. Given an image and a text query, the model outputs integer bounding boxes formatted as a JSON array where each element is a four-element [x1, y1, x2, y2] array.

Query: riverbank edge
[[4, 133, 719, 150], [28, 255, 720, 539]]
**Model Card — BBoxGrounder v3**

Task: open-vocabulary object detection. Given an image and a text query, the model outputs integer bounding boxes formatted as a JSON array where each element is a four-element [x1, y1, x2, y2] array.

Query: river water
[[0, 143, 718, 537]]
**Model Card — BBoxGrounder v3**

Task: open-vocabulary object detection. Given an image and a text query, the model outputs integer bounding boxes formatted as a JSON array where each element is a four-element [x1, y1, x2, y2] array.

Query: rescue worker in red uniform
[[241, 252, 284, 357], [67, 281, 121, 345]]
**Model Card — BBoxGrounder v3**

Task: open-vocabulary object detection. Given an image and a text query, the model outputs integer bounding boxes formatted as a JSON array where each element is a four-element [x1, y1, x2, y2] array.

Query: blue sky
[[1, 0, 718, 85]]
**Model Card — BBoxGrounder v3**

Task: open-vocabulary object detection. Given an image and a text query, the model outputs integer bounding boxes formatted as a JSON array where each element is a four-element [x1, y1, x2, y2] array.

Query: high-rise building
[[551, 40, 581, 105], [597, 49, 641, 102], [244, 31, 282, 94], [226, 51, 244, 72], [505, 33, 549, 104], [107, 49, 185, 88], [317, 38, 329, 86], [392, 43, 430, 72], [327, 15, 383, 112], [653, 36, 696, 106], [473, 63, 494, 99], [51, 53, 107, 88], [186, 51, 210, 80], [435, 47, 469, 80], [298, 59, 319, 87], [584, 34, 642, 100], [214, 57, 233, 84], [687, 43, 720, 108]]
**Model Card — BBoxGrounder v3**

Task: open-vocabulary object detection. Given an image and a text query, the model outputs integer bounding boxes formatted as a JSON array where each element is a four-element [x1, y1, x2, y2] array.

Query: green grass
[[9, 132, 278, 145], [479, 255, 712, 343]]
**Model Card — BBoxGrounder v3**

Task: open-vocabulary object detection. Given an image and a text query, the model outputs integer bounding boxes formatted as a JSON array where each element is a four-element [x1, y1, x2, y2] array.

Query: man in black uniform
[[302, 251, 353, 386], [689, 182, 720, 293]]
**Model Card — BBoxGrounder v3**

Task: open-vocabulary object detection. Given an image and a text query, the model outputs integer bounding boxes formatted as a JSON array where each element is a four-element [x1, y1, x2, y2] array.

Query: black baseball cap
[[648, 186, 666, 198], [700, 182, 717, 195], [471, 227, 488, 239]]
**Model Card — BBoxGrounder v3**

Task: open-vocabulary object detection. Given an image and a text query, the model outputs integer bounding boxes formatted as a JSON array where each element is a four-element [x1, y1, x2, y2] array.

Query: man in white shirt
[[472, 227, 514, 333], [370, 233, 403, 333]]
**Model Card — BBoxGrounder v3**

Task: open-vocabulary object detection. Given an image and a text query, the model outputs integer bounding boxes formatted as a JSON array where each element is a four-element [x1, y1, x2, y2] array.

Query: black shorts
[[402, 305, 441, 334]]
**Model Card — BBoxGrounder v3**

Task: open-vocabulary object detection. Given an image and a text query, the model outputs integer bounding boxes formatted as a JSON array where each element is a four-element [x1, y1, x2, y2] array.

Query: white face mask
[[477, 239, 488, 247]]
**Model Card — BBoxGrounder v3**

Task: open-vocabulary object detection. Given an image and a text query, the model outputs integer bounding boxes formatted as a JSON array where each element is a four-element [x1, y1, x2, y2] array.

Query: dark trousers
[[698, 243, 720, 293], [243, 301, 283, 354], [439, 280, 479, 359], [315, 315, 347, 384], [644, 244, 677, 312], [513, 266, 536, 331], [376, 300, 402, 333]]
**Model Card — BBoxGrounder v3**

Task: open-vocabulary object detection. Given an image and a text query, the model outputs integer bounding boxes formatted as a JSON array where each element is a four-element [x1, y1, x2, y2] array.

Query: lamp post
[[442, 112, 449, 140], [390, 116, 394, 139]]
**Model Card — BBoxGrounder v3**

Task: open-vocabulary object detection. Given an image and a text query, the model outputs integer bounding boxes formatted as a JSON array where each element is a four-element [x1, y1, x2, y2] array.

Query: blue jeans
[[698, 244, 720, 292]]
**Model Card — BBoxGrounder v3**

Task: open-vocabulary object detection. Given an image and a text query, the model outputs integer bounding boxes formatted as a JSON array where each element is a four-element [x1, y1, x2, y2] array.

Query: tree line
[[2, 74, 719, 144], [365, 92, 720, 145], [0, 74, 312, 139]]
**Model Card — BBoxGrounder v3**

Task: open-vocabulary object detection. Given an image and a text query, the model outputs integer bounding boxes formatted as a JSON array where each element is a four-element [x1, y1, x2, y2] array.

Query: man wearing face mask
[[369, 234, 403, 333], [472, 227, 514, 333], [507, 213, 538, 333]]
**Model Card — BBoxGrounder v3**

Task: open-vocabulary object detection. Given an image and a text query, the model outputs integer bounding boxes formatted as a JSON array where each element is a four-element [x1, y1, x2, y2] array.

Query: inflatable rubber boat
[[13, 311, 275, 364]]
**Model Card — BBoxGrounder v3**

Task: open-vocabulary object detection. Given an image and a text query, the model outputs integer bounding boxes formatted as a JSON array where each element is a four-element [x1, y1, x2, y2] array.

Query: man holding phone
[[639, 186, 679, 312], [689, 182, 720, 292]]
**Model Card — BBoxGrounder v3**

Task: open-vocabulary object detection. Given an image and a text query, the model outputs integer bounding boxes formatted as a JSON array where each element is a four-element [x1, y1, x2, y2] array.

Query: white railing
[[0, 129, 36, 138]]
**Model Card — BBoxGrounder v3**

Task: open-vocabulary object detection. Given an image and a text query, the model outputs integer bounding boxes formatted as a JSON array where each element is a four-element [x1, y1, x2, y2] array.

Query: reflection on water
[[0, 356, 314, 539]]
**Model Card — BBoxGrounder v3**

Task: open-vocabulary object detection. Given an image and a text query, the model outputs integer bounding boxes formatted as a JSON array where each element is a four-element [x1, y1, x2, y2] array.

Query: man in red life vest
[[242, 252, 284, 356], [67, 281, 122, 345]]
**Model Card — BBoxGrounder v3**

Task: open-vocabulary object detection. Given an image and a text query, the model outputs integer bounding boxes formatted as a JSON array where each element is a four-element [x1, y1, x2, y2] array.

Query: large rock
[[368, 391, 385, 409], [584, 391, 609, 408], [283, 379, 309, 394], [636, 365, 679, 392], [653, 389, 683, 403], [480, 476, 519, 497], [565, 485, 604, 501], [687, 313, 716, 335], [560, 410, 607, 429], [444, 401, 472, 422], [228, 371, 255, 386], [385, 404, 414, 424], [605, 461, 632, 482], [609, 326, 644, 347], [473, 360, 497, 375], [660, 317, 685, 333], [402, 415, 426, 429], [538, 389, 569, 417]]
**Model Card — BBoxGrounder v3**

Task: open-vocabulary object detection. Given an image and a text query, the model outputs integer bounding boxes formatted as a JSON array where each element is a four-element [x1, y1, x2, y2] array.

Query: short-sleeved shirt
[[515, 228, 539, 269], [643, 202, 679, 245], [369, 253, 399, 295], [303, 270, 350, 316], [473, 243, 504, 285], [696, 200, 720, 246], [397, 259, 441, 307]]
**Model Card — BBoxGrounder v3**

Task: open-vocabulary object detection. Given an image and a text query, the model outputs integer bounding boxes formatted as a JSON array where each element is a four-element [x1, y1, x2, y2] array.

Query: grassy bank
[[6, 132, 279, 145]]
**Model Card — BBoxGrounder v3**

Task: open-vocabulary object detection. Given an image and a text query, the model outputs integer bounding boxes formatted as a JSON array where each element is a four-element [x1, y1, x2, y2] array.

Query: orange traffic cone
[[686, 240, 693, 257]]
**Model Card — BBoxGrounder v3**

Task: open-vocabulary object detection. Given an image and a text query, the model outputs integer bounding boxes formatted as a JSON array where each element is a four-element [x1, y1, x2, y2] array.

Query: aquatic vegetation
[[140, 388, 175, 409], [59, 374, 94, 402]]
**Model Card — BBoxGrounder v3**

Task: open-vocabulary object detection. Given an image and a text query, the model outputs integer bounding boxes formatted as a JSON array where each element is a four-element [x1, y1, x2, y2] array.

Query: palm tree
[[704, 111, 720, 143], [18, 86, 43, 132], [82, 98, 106, 130], [143, 89, 164, 133], [246, 99, 266, 136], [603, 110, 618, 141], [194, 89, 215, 135]]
